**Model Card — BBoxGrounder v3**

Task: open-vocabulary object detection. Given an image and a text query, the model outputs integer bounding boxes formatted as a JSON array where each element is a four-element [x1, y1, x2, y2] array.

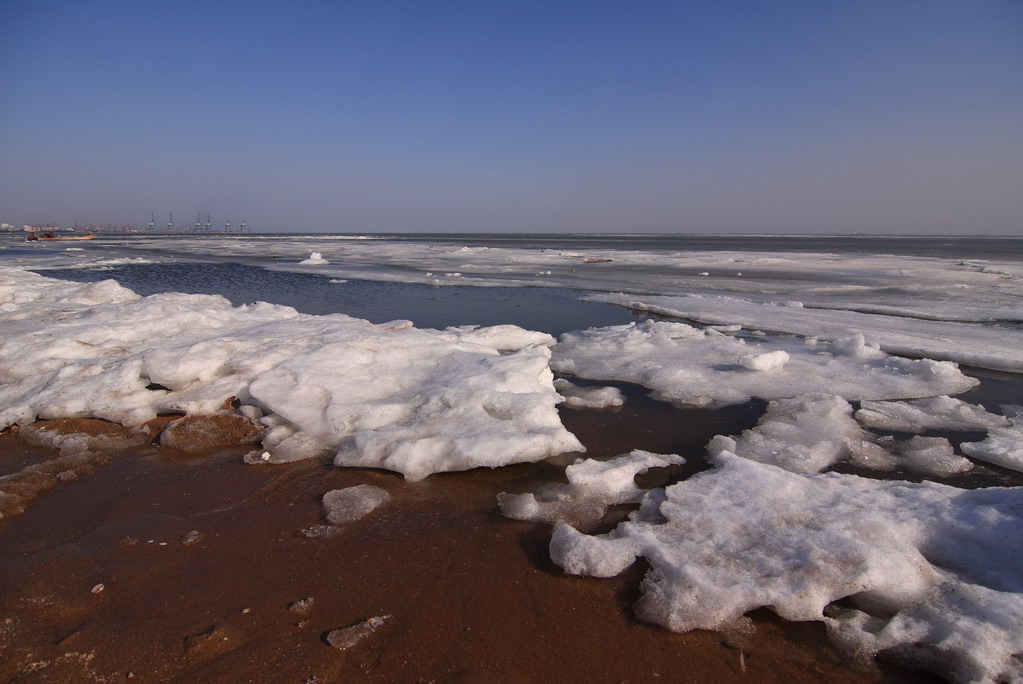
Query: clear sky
[[1, 0, 1020, 234]]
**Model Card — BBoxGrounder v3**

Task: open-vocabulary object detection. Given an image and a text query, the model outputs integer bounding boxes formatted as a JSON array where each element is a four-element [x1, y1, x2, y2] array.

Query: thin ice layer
[[0, 268, 582, 480], [552, 320, 977, 407], [550, 454, 1023, 684]]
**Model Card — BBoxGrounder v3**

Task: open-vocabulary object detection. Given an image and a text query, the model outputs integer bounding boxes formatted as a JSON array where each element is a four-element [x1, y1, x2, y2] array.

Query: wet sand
[[0, 399, 946, 684]]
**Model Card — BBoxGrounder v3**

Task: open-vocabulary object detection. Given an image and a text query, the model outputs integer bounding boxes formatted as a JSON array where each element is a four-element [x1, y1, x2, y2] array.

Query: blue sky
[[1, 0, 1020, 234]]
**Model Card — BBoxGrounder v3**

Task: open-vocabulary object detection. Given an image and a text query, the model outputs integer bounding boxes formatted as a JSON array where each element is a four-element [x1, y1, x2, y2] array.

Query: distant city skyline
[[1, 0, 1020, 235]]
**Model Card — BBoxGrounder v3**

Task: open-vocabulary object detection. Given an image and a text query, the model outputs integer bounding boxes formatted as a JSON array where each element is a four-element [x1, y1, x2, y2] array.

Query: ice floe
[[707, 393, 974, 477], [962, 409, 1023, 473], [553, 378, 625, 409], [855, 396, 1011, 433], [551, 320, 978, 407], [0, 268, 582, 480], [550, 453, 1023, 683]]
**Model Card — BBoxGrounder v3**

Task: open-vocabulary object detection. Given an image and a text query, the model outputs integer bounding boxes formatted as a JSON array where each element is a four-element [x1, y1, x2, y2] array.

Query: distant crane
[[148, 212, 155, 231], [167, 212, 174, 231], [195, 213, 201, 231], [205, 212, 211, 231], [240, 220, 247, 232], [224, 221, 231, 231]]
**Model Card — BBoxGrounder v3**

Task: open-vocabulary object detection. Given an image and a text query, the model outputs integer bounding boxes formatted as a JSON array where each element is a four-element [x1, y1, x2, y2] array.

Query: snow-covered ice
[[0, 268, 582, 480], [551, 454, 1023, 684], [551, 320, 978, 407]]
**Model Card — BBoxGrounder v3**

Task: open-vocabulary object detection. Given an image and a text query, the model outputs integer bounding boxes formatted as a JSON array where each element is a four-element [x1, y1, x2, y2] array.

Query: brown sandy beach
[[1, 401, 941, 683]]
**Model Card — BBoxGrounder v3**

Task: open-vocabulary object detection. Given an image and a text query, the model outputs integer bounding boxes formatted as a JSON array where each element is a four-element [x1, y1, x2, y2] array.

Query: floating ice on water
[[552, 320, 977, 408], [856, 396, 1011, 433], [962, 410, 1023, 473], [322, 485, 390, 524], [499, 450, 683, 528], [550, 453, 1023, 683], [553, 378, 625, 409], [299, 252, 328, 265], [0, 268, 582, 480], [894, 435, 973, 477]]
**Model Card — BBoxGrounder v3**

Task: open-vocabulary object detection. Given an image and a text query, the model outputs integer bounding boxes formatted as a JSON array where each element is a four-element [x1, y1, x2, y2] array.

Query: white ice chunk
[[739, 349, 789, 371], [856, 396, 1011, 433], [552, 320, 977, 407], [550, 454, 1023, 683], [322, 485, 390, 524], [299, 252, 328, 265], [553, 378, 625, 409]]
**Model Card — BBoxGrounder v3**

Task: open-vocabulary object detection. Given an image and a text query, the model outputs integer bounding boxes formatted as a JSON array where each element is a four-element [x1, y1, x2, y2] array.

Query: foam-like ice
[[856, 396, 1011, 433], [553, 378, 625, 409], [552, 320, 977, 407], [550, 454, 1023, 683], [498, 450, 683, 528], [0, 268, 582, 480]]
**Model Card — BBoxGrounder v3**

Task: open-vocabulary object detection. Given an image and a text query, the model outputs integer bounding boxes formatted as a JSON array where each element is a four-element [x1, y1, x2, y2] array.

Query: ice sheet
[[551, 320, 978, 407], [588, 293, 1023, 373], [550, 454, 1023, 683], [0, 268, 582, 480]]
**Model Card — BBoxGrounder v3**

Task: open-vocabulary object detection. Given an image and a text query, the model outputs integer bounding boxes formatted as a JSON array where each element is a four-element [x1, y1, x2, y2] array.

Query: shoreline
[[0, 418, 932, 683]]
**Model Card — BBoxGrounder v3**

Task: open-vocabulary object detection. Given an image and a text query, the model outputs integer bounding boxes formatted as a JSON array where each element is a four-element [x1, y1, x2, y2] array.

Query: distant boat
[[27, 232, 98, 241]]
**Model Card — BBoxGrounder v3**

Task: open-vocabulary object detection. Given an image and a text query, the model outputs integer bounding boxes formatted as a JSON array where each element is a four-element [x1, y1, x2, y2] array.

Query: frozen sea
[[2, 231, 1023, 682]]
